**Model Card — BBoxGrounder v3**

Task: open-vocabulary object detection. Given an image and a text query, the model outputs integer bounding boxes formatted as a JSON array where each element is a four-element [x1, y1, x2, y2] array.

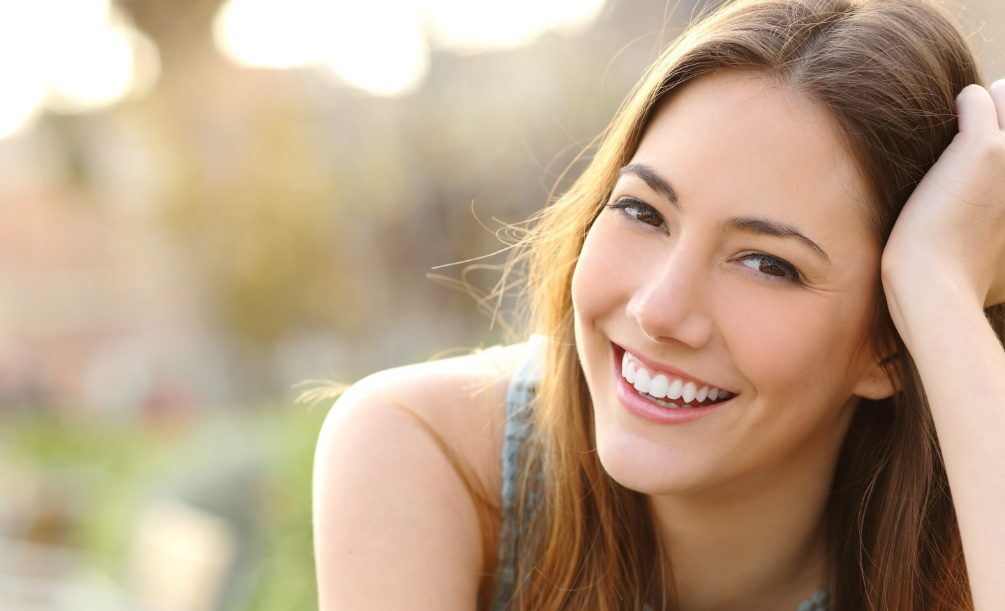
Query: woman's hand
[[881, 81, 1005, 611], [882, 80, 1005, 313]]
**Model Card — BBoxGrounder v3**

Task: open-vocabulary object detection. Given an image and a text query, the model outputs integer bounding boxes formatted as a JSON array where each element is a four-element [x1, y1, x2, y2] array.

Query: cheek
[[571, 220, 621, 322], [716, 286, 875, 399]]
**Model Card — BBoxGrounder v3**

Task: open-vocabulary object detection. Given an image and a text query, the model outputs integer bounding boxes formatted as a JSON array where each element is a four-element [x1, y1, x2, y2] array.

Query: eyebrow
[[723, 217, 831, 264], [616, 162, 831, 264], [618, 163, 679, 206]]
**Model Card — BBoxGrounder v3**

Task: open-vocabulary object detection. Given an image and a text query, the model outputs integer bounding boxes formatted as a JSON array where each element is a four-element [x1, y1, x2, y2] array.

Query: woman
[[312, 0, 1005, 608]]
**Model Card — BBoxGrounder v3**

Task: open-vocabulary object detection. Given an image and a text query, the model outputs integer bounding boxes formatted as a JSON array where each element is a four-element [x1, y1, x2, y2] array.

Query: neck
[[649, 433, 846, 611]]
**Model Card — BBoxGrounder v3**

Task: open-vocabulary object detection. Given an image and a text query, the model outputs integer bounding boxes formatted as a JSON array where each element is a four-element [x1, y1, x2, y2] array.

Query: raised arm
[[881, 81, 1005, 609]]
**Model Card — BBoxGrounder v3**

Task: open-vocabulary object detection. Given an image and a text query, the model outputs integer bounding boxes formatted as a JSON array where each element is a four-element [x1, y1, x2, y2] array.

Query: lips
[[621, 350, 736, 409], [608, 343, 737, 424]]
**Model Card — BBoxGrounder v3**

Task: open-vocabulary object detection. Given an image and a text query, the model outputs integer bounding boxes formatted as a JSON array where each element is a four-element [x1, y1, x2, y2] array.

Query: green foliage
[[244, 403, 327, 611], [0, 412, 174, 565], [0, 403, 329, 611]]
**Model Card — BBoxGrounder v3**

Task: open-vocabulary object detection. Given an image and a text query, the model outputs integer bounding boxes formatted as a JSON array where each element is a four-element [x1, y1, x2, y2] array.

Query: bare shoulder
[[312, 342, 531, 610], [322, 341, 530, 494]]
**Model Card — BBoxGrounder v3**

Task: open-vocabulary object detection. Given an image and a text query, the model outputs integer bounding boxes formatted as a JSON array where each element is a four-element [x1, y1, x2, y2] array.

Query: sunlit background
[[1, 0, 1002, 609]]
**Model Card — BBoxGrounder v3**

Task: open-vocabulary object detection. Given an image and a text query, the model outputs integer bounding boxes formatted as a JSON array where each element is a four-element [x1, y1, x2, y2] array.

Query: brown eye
[[755, 259, 787, 276], [738, 253, 802, 284], [607, 198, 666, 229]]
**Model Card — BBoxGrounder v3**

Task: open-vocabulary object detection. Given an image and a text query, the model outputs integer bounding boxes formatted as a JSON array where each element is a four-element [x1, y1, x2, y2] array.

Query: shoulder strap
[[490, 342, 542, 610]]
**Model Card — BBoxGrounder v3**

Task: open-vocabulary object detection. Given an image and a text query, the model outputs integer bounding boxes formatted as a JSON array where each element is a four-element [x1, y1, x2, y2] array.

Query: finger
[[989, 79, 1005, 131], [955, 84, 999, 135]]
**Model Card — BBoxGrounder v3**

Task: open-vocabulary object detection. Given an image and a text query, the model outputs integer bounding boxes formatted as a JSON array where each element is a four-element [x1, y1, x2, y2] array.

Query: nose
[[625, 242, 714, 349]]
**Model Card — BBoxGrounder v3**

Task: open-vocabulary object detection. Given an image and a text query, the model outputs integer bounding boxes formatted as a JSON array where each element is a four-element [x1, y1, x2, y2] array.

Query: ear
[[852, 352, 900, 401]]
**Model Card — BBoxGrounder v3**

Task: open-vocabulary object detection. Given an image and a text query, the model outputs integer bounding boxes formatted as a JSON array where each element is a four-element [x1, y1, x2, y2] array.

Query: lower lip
[[611, 346, 733, 425]]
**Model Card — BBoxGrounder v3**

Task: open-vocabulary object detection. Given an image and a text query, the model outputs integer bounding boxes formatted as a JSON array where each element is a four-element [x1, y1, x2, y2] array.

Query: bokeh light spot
[[212, 0, 607, 97]]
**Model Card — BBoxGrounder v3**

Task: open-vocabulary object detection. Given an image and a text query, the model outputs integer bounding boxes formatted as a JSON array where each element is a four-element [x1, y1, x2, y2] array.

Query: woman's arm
[[882, 81, 1005, 609], [312, 376, 486, 610], [312, 349, 518, 610]]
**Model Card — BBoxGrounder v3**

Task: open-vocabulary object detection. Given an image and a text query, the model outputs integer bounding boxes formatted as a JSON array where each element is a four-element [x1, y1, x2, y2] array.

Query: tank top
[[489, 344, 829, 611]]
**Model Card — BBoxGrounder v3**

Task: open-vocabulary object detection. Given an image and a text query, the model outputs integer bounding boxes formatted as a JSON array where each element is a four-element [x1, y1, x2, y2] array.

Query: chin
[[594, 427, 722, 497]]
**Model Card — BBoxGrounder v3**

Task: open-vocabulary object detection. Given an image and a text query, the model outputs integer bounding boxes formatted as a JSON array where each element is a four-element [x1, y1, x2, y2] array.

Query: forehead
[[631, 71, 874, 244]]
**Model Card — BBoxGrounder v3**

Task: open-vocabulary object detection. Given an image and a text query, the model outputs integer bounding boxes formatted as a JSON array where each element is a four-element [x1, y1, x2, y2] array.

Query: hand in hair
[[882, 80, 1005, 311], [880, 78, 1005, 611]]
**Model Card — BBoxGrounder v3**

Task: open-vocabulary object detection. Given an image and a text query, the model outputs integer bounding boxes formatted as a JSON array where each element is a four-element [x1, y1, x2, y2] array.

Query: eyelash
[[605, 196, 805, 285], [736, 253, 803, 285], [606, 197, 666, 229]]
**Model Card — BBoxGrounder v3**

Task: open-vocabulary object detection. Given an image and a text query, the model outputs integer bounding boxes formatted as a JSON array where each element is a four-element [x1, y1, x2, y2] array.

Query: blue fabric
[[488, 342, 828, 611], [489, 344, 541, 611]]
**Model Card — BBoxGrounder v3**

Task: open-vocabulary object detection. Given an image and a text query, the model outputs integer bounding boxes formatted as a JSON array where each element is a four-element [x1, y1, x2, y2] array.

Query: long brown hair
[[498, 0, 1005, 609]]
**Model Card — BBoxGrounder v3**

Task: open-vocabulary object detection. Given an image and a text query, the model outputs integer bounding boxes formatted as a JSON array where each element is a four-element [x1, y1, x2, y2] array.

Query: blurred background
[[0, 0, 1001, 609]]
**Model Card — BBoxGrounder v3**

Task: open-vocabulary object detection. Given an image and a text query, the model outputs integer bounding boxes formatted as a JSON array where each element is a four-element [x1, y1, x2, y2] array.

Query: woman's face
[[572, 71, 894, 497]]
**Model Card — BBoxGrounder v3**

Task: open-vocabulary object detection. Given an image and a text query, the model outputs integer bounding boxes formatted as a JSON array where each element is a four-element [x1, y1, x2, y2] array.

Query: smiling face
[[572, 71, 895, 498]]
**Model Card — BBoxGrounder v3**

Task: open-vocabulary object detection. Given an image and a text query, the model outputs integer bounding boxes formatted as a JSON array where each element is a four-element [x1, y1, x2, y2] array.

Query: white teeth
[[695, 385, 708, 402], [666, 378, 683, 400], [619, 350, 734, 407], [682, 381, 697, 403], [649, 374, 669, 399], [633, 369, 651, 393]]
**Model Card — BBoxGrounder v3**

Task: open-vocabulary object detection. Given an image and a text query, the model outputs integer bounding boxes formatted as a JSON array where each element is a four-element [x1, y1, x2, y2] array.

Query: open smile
[[610, 343, 737, 424]]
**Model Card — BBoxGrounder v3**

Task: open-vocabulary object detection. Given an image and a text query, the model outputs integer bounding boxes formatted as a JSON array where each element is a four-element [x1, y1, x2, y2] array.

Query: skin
[[312, 345, 522, 610], [572, 71, 895, 609], [882, 80, 1005, 609], [312, 73, 1005, 609]]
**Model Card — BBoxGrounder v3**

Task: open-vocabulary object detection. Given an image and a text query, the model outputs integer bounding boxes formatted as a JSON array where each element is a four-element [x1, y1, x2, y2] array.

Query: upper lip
[[614, 342, 737, 393]]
